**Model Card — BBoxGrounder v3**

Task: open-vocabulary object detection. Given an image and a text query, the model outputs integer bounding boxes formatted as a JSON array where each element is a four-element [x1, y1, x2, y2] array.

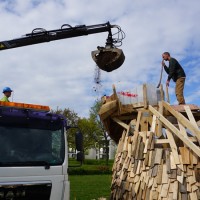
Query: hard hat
[[2, 87, 13, 93]]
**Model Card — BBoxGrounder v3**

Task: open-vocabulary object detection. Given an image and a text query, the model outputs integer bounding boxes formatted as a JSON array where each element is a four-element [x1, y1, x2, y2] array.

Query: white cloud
[[0, 0, 200, 117]]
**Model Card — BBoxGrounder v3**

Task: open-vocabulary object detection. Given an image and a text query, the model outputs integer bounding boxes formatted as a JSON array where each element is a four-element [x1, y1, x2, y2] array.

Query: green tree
[[77, 117, 98, 154], [52, 108, 80, 150], [52, 108, 98, 159], [89, 100, 110, 165]]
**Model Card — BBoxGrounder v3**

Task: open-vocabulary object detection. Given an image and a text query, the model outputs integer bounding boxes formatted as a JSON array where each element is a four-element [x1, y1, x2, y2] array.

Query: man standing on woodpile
[[162, 52, 186, 105]]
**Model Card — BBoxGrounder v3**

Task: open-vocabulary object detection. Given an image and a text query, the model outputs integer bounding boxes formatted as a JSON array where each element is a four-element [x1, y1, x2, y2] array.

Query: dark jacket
[[164, 57, 186, 82]]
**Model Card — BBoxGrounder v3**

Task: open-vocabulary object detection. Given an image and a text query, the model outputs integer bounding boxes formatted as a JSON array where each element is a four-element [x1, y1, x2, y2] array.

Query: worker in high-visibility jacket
[[1, 87, 13, 102]]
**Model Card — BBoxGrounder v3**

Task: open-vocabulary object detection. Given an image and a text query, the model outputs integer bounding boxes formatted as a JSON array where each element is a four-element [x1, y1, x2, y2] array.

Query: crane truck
[[0, 22, 125, 200]]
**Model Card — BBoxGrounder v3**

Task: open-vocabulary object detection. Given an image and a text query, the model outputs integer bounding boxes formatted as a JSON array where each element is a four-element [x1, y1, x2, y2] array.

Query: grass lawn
[[69, 175, 112, 200]]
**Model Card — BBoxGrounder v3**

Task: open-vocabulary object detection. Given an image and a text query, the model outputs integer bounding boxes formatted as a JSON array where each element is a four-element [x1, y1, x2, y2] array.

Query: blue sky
[[0, 0, 200, 117]]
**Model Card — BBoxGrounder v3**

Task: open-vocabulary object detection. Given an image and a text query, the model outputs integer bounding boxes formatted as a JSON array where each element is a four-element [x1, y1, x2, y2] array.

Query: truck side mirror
[[75, 131, 83, 152]]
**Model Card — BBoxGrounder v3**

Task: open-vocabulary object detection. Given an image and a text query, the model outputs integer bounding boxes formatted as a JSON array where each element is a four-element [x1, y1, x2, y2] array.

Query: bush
[[68, 165, 112, 175], [83, 159, 114, 166], [68, 159, 113, 175], [68, 166, 112, 175]]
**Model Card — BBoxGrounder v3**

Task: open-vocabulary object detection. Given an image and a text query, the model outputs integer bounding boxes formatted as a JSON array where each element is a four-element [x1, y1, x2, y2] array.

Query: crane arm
[[0, 22, 115, 51], [0, 21, 125, 72]]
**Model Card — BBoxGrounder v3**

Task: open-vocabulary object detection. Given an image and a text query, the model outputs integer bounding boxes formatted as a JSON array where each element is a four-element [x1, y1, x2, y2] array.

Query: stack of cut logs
[[109, 103, 200, 200], [111, 130, 200, 199], [99, 84, 200, 199]]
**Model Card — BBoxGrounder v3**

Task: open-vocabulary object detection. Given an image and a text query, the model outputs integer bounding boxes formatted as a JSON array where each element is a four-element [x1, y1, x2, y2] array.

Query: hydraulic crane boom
[[0, 22, 116, 50], [0, 22, 125, 72]]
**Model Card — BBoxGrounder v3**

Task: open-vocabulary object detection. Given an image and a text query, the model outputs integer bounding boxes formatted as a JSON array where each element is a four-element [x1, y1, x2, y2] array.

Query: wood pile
[[110, 102, 200, 199], [98, 85, 200, 199]]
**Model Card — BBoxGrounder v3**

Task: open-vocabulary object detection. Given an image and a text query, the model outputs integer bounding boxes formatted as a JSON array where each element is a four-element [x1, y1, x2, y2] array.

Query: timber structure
[[99, 84, 200, 200]]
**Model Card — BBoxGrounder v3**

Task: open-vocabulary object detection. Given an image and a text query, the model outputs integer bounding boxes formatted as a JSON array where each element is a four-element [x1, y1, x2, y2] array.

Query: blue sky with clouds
[[0, 0, 200, 117]]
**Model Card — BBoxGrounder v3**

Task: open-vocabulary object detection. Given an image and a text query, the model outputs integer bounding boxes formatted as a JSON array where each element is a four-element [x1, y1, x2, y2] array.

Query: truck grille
[[0, 182, 51, 200]]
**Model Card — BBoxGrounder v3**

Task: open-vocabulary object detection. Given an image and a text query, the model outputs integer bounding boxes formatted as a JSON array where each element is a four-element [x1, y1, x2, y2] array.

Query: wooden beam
[[112, 117, 129, 130], [184, 105, 199, 129], [143, 84, 148, 109], [151, 115, 157, 133], [184, 105, 200, 145], [149, 105, 200, 157], [165, 129, 180, 164], [98, 100, 117, 118], [154, 139, 169, 144], [157, 101, 163, 138], [165, 86, 170, 103], [160, 84, 164, 101], [162, 101, 200, 142], [135, 111, 142, 131], [112, 84, 121, 115]]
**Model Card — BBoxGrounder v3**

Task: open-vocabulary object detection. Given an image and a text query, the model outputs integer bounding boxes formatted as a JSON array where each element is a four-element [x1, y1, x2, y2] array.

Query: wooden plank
[[188, 171, 196, 185], [135, 135, 142, 159], [154, 148, 163, 165], [157, 101, 163, 138], [147, 132, 153, 150], [98, 100, 117, 118], [112, 84, 121, 115], [150, 136, 155, 150], [190, 150, 198, 165], [152, 190, 159, 199], [144, 151, 149, 166], [165, 149, 171, 174], [172, 181, 178, 200], [112, 117, 129, 130], [138, 141, 145, 160], [179, 147, 190, 164], [165, 129, 180, 165], [135, 111, 142, 131], [140, 112, 150, 131], [166, 86, 170, 103], [179, 177, 187, 193], [177, 170, 184, 184], [177, 155, 184, 172], [152, 164, 158, 177], [160, 182, 170, 198], [149, 105, 200, 157], [150, 150, 156, 168], [122, 136, 128, 152], [162, 164, 169, 184], [155, 139, 169, 144], [143, 84, 148, 109], [151, 115, 157, 133], [170, 169, 177, 179], [148, 177, 154, 188], [177, 121, 187, 136], [170, 152, 176, 170], [184, 105, 199, 129], [148, 151, 153, 167], [189, 192, 198, 200], [156, 161, 163, 185], [144, 138, 149, 154], [136, 160, 141, 175], [160, 84, 164, 101], [131, 131, 139, 157], [184, 105, 200, 144], [162, 101, 200, 142]]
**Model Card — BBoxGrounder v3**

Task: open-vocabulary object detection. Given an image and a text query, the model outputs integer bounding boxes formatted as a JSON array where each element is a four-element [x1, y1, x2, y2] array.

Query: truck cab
[[0, 102, 71, 200]]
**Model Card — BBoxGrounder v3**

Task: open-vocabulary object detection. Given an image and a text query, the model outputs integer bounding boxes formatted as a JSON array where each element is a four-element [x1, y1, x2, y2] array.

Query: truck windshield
[[0, 125, 65, 167]]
